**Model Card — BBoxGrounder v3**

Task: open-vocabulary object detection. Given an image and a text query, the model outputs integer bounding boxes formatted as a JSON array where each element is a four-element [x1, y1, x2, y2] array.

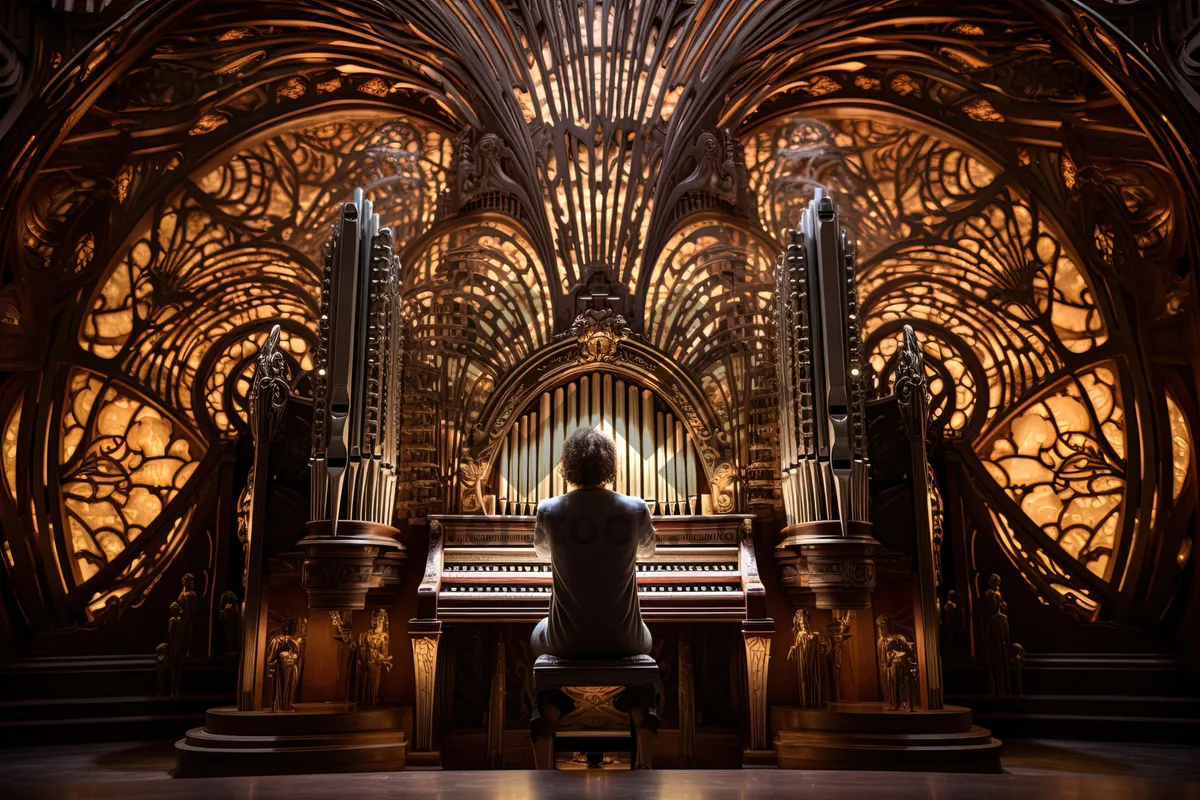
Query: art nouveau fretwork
[[746, 114, 1137, 616], [60, 369, 202, 612], [980, 365, 1126, 579], [1, 0, 1195, 631]]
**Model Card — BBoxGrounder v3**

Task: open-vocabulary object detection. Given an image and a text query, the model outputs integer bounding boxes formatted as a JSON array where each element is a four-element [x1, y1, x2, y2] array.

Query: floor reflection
[[2, 739, 1197, 800]]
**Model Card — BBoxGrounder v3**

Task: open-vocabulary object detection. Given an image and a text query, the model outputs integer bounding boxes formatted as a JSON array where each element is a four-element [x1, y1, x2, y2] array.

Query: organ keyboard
[[416, 514, 766, 623]]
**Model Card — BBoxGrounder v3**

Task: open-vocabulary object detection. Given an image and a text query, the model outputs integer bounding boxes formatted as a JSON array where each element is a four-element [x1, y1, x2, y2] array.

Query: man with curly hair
[[529, 425, 658, 768]]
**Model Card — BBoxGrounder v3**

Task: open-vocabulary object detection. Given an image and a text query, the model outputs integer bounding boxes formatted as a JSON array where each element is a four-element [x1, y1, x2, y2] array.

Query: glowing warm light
[[1167, 391, 1193, 501], [981, 365, 1126, 580], [59, 370, 203, 587], [1, 400, 20, 501]]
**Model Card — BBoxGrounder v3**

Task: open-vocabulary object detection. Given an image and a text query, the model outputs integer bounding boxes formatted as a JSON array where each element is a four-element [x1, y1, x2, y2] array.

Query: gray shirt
[[533, 488, 656, 658]]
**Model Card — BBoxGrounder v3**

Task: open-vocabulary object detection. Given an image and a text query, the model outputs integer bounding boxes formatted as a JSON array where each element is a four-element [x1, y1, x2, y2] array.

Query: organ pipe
[[494, 375, 704, 515], [309, 189, 405, 531], [774, 190, 870, 530]]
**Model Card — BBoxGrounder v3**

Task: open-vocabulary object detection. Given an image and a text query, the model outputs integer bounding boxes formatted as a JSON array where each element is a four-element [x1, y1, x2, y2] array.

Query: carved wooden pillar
[[409, 622, 441, 753], [678, 624, 696, 767], [487, 635, 506, 768], [237, 325, 289, 711], [896, 325, 943, 710], [742, 628, 772, 753], [739, 517, 774, 759]]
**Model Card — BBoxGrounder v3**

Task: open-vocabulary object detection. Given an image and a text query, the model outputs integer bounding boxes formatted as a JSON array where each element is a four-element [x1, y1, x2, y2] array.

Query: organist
[[529, 426, 660, 769]]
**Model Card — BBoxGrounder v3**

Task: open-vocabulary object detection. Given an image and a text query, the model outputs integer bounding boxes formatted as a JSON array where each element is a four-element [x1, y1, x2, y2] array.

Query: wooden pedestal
[[174, 702, 409, 777], [773, 702, 1002, 773]]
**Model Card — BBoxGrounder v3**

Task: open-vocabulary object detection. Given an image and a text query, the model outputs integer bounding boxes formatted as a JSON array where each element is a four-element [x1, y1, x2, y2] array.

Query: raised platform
[[174, 702, 409, 778], [774, 702, 1002, 773]]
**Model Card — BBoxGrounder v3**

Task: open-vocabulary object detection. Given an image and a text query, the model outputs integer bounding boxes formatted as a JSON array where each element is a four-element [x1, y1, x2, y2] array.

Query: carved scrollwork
[[558, 308, 633, 365], [710, 462, 737, 513], [249, 325, 290, 443], [895, 325, 929, 441], [458, 455, 489, 513]]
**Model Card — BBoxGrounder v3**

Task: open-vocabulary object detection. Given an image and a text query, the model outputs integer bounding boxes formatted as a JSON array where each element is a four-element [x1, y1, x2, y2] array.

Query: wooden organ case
[[408, 309, 774, 768]]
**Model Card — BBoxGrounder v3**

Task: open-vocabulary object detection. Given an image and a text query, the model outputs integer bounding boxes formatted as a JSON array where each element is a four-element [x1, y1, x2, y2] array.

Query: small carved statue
[[218, 591, 240, 655], [942, 590, 961, 652], [356, 609, 393, 707], [823, 610, 855, 703], [177, 573, 197, 657], [1009, 642, 1026, 697], [885, 635, 919, 712], [265, 618, 304, 712], [165, 601, 186, 697], [787, 608, 824, 708], [874, 615, 893, 702], [984, 574, 1012, 695], [155, 643, 171, 698], [331, 609, 358, 701]]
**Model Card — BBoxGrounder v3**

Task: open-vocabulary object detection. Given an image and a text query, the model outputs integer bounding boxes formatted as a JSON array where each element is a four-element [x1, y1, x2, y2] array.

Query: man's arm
[[636, 502, 656, 560], [534, 501, 551, 562]]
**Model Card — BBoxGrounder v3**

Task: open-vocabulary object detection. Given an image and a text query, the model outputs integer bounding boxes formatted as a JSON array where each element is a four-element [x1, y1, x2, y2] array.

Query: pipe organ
[[494, 373, 703, 515], [774, 189, 870, 532]]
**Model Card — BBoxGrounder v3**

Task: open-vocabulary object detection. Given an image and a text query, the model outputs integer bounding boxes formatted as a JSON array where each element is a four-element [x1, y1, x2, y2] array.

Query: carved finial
[[250, 324, 290, 443], [895, 324, 928, 440]]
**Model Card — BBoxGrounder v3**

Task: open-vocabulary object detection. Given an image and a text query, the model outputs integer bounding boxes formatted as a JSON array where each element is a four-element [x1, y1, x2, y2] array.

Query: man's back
[[533, 487, 656, 658]]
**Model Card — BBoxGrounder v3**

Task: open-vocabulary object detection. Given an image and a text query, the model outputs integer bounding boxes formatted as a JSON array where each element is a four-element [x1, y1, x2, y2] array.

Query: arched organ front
[[494, 373, 703, 515]]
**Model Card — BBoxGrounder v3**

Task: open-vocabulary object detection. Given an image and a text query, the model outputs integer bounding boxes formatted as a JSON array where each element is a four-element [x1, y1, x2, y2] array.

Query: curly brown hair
[[559, 426, 617, 488]]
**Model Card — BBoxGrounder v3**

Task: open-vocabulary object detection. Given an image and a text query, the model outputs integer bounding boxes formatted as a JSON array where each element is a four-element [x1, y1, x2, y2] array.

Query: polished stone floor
[[2, 739, 1198, 799]]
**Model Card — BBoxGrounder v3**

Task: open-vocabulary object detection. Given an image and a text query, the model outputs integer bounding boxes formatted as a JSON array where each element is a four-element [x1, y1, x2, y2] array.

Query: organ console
[[411, 512, 771, 763], [409, 310, 775, 761]]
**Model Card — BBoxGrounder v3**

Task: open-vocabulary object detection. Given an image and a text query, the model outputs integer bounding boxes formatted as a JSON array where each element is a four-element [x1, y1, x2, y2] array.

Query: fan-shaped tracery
[[82, 117, 452, 437], [641, 219, 779, 509], [747, 112, 1133, 614], [401, 218, 555, 510], [0, 0, 1193, 631], [48, 114, 454, 620], [980, 364, 1126, 579], [59, 369, 203, 609]]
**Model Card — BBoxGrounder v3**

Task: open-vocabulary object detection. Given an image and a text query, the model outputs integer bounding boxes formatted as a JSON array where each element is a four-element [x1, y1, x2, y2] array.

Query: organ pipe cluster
[[774, 191, 870, 530], [310, 189, 404, 532], [495, 373, 701, 515]]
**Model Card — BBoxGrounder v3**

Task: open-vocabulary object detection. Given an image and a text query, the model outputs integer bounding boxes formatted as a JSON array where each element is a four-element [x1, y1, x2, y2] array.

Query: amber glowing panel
[[1167, 391, 1193, 502], [980, 365, 1126, 581], [59, 370, 203, 593]]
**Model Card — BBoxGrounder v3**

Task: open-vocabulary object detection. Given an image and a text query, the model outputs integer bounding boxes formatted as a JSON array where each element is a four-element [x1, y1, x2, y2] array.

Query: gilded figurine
[[331, 609, 358, 701], [885, 635, 919, 712], [218, 590, 240, 655], [823, 610, 854, 703], [177, 573, 197, 657], [356, 609, 393, 707], [787, 608, 823, 708], [265, 618, 304, 712]]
